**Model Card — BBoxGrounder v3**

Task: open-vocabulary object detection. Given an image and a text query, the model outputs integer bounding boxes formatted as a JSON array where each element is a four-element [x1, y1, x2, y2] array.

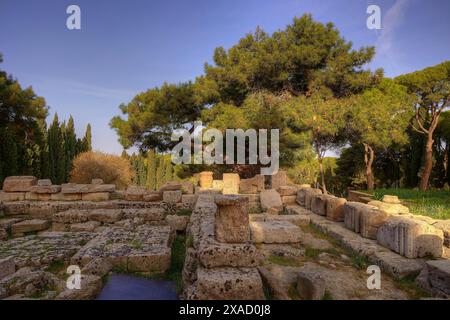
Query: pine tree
[[146, 150, 157, 190]]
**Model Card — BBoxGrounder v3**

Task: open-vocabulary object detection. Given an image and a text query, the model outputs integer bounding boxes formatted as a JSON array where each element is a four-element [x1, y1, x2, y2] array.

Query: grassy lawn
[[369, 189, 450, 220]]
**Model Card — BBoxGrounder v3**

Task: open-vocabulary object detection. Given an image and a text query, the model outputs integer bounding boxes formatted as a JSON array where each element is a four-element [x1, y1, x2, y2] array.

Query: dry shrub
[[70, 151, 134, 189]]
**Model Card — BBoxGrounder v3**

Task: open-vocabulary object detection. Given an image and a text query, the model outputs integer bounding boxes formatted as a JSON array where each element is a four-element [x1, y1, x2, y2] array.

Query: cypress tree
[[156, 155, 164, 189], [83, 124, 92, 151], [65, 116, 76, 178], [146, 150, 157, 190]]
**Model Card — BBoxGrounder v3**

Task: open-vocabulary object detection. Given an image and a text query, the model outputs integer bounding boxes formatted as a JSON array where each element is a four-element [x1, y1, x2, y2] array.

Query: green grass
[[372, 188, 450, 220], [177, 209, 192, 216], [393, 273, 430, 299], [45, 260, 66, 274], [267, 254, 302, 267]]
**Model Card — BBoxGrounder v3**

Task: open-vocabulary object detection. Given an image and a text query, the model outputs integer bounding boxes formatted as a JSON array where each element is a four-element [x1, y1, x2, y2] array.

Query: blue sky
[[1, 0, 449, 154]]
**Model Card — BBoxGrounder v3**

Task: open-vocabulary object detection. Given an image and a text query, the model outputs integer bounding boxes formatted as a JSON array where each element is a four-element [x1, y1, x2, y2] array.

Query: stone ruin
[[1, 172, 449, 299]]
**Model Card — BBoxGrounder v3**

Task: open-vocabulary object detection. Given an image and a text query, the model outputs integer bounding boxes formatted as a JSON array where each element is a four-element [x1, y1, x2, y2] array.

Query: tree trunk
[[364, 143, 375, 192], [318, 156, 327, 194], [419, 133, 434, 191]]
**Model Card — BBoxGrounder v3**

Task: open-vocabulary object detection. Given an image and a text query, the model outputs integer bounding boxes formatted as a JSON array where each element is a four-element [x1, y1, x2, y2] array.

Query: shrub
[[70, 151, 134, 189]]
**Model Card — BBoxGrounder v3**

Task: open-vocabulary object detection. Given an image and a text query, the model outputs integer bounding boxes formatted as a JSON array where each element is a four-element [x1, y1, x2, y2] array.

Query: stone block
[[296, 187, 311, 207], [53, 210, 89, 223], [360, 208, 389, 239], [37, 179, 52, 186], [425, 260, 450, 297], [181, 194, 198, 209], [377, 216, 444, 258], [304, 188, 322, 210], [382, 195, 401, 204], [2, 176, 37, 192], [212, 180, 223, 191], [165, 215, 190, 231], [50, 193, 82, 201], [127, 248, 171, 273], [195, 267, 264, 300], [344, 202, 376, 233], [296, 270, 326, 300], [250, 220, 302, 243], [160, 181, 182, 192], [88, 209, 123, 223], [11, 219, 49, 234], [326, 197, 347, 221], [29, 185, 61, 194], [214, 195, 249, 243], [25, 192, 39, 201], [70, 221, 101, 232], [143, 191, 162, 202], [311, 194, 332, 216], [163, 190, 182, 203], [125, 186, 146, 201], [281, 195, 297, 205], [368, 200, 410, 215], [0, 257, 15, 280], [181, 181, 194, 194], [260, 189, 283, 213], [278, 185, 297, 196], [81, 192, 110, 202], [91, 179, 104, 185], [222, 173, 240, 195], [270, 170, 287, 190], [239, 174, 265, 194], [199, 171, 213, 189], [0, 191, 25, 202]]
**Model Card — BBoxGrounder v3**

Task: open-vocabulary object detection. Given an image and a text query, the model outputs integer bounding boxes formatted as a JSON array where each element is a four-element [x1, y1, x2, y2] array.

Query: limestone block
[[181, 194, 198, 209], [52, 222, 69, 232], [165, 215, 190, 231], [311, 194, 333, 216], [297, 270, 326, 300], [270, 170, 287, 190], [377, 216, 444, 258], [214, 195, 249, 243], [160, 181, 182, 192], [53, 210, 89, 223], [195, 267, 264, 300], [56, 275, 102, 300], [81, 192, 110, 202], [425, 260, 450, 297], [344, 202, 376, 233], [304, 188, 322, 210], [239, 174, 265, 194], [125, 186, 146, 201], [0, 228, 8, 240], [326, 197, 347, 222], [360, 208, 389, 239], [11, 219, 49, 234], [368, 200, 410, 215], [25, 192, 39, 201], [278, 185, 298, 196], [2, 176, 37, 192], [88, 209, 123, 223], [382, 195, 401, 204], [29, 185, 61, 194], [91, 179, 104, 185], [126, 248, 171, 273], [37, 179, 52, 186], [50, 193, 82, 201], [250, 220, 302, 243], [197, 243, 261, 268], [281, 195, 297, 205], [0, 191, 25, 202], [70, 221, 101, 232], [260, 189, 283, 213], [163, 190, 182, 203], [199, 171, 213, 189], [296, 187, 311, 207], [222, 173, 240, 195], [143, 191, 162, 202]]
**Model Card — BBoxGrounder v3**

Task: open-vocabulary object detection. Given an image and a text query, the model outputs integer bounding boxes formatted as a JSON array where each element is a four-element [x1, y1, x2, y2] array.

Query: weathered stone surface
[[0, 191, 25, 202], [382, 195, 401, 204], [110, 190, 125, 200], [54, 209, 88, 223], [212, 180, 224, 191], [281, 195, 297, 205], [51, 193, 82, 201], [278, 185, 297, 196], [82, 258, 112, 277], [344, 202, 376, 233], [81, 192, 110, 202], [270, 170, 287, 190], [304, 188, 322, 210], [296, 187, 311, 207], [143, 191, 162, 202], [222, 173, 240, 195], [260, 189, 283, 213], [70, 221, 101, 232], [0, 257, 15, 280], [25, 192, 38, 201], [0, 228, 7, 240], [160, 181, 182, 192], [214, 195, 249, 243], [368, 200, 410, 215], [195, 267, 264, 300], [199, 171, 213, 189], [29, 185, 61, 194], [297, 269, 326, 300], [11, 219, 49, 234], [311, 194, 333, 216], [87, 209, 123, 223], [37, 179, 52, 187], [3, 176, 37, 192], [181, 181, 194, 194], [181, 194, 198, 209], [198, 243, 261, 268], [91, 179, 104, 185], [166, 215, 190, 231], [122, 208, 166, 222], [326, 197, 347, 222], [71, 226, 173, 273], [163, 190, 182, 204], [57, 275, 102, 300], [61, 183, 115, 194], [250, 220, 302, 243], [360, 208, 389, 239], [377, 216, 444, 258], [422, 259, 450, 298], [125, 186, 146, 201], [239, 174, 265, 194]]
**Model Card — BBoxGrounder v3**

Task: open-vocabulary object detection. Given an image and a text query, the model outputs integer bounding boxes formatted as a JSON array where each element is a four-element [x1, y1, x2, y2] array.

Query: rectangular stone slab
[[2, 176, 37, 192], [250, 220, 302, 243]]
